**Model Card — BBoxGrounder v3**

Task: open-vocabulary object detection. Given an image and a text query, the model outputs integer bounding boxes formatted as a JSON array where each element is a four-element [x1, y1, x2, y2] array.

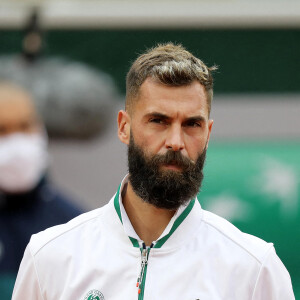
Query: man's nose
[[165, 124, 184, 152]]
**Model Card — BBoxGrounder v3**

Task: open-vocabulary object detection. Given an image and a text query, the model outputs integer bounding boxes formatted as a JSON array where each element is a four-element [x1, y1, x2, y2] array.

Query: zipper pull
[[137, 243, 148, 294]]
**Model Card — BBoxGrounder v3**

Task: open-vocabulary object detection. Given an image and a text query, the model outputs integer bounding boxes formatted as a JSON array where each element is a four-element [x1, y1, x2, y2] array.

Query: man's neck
[[123, 182, 176, 246]]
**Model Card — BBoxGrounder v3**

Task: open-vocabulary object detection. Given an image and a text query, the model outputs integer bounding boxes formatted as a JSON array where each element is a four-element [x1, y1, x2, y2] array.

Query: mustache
[[150, 150, 195, 171]]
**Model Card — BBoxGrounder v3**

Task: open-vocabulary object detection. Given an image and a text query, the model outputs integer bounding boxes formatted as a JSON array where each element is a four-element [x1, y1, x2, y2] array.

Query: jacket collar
[[113, 175, 202, 249]]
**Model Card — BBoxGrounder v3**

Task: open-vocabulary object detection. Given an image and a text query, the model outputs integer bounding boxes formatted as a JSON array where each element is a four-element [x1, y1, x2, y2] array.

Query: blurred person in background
[[12, 44, 295, 300], [0, 9, 119, 140], [0, 81, 83, 299]]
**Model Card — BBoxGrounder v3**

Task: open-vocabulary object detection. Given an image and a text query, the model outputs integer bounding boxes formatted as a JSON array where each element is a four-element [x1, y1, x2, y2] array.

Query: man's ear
[[118, 110, 131, 145], [206, 119, 214, 148]]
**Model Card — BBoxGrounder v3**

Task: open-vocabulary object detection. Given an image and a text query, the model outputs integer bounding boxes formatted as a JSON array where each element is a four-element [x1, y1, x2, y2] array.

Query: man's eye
[[185, 121, 201, 127], [0, 125, 7, 135], [20, 121, 31, 131], [149, 118, 164, 124]]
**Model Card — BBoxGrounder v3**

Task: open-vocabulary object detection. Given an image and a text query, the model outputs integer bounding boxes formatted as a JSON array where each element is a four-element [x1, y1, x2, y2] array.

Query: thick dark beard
[[128, 134, 207, 210]]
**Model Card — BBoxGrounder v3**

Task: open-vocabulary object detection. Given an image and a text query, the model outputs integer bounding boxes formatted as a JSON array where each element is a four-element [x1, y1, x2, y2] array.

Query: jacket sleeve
[[12, 244, 44, 300], [252, 247, 295, 300]]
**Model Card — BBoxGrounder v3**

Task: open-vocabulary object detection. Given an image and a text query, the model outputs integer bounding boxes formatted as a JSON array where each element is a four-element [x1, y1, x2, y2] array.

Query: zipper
[[137, 242, 153, 299]]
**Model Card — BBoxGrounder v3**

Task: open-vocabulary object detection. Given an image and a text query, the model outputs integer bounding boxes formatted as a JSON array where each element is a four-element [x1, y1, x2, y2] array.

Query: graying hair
[[126, 43, 217, 115]]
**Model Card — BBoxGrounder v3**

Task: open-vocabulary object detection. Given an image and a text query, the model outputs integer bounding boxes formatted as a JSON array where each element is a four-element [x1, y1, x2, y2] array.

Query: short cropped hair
[[126, 43, 217, 115]]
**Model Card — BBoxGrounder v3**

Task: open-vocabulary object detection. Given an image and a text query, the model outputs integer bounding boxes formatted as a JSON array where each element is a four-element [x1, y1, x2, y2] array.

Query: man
[[0, 82, 83, 299], [12, 44, 295, 299]]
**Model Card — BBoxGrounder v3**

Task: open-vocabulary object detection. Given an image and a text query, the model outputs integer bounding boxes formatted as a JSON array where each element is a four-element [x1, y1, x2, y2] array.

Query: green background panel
[[0, 29, 299, 94], [200, 141, 300, 294]]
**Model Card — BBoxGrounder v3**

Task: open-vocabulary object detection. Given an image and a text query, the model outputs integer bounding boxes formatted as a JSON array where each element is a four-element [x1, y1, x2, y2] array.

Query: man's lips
[[161, 163, 183, 171]]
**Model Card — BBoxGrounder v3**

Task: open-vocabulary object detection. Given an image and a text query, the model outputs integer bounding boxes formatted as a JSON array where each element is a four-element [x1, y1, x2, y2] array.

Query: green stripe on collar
[[154, 198, 195, 248], [114, 183, 196, 249], [129, 237, 140, 248], [114, 184, 140, 248], [114, 184, 122, 223]]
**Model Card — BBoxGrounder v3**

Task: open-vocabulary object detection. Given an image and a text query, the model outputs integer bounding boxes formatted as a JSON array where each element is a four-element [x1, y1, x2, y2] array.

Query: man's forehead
[[134, 79, 209, 116], [0, 84, 33, 104]]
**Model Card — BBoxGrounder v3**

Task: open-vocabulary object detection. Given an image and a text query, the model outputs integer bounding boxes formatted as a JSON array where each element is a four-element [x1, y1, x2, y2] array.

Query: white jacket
[[12, 177, 295, 300]]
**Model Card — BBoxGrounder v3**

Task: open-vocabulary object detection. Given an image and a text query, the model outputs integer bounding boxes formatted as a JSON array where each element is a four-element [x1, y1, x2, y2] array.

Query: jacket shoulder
[[202, 209, 273, 263], [28, 202, 111, 256]]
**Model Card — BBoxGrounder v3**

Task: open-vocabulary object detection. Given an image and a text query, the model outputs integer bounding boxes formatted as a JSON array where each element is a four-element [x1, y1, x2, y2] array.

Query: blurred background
[[0, 0, 299, 298]]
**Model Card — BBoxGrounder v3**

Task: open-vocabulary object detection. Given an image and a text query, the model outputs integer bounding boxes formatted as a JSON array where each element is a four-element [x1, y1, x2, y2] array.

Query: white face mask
[[0, 132, 48, 194]]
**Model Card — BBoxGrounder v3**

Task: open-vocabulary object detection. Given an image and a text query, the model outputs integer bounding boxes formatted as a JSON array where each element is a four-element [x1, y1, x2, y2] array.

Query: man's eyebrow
[[185, 115, 206, 122], [144, 112, 170, 119], [144, 112, 206, 122]]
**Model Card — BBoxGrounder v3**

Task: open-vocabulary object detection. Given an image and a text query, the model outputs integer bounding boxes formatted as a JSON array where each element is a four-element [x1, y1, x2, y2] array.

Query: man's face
[[0, 88, 40, 137], [118, 78, 213, 208], [0, 86, 48, 194]]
